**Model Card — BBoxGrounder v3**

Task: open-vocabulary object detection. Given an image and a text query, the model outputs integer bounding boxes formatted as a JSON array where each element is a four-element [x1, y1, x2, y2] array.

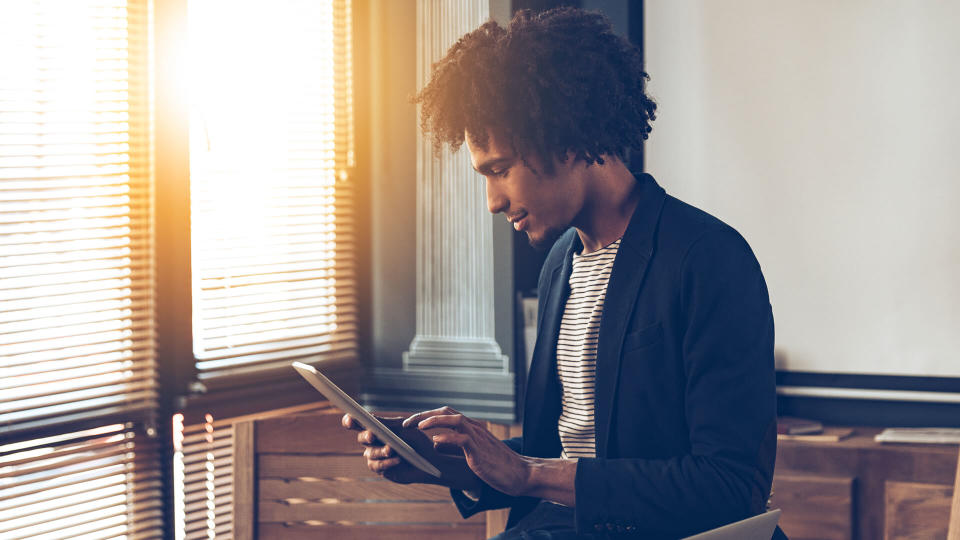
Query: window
[[0, 0, 160, 536], [172, 0, 357, 537], [186, 0, 357, 391], [2, 0, 357, 537]]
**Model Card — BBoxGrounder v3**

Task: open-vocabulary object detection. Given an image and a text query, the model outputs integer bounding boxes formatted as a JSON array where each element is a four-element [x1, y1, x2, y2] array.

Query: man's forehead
[[465, 133, 513, 170], [466, 129, 514, 169]]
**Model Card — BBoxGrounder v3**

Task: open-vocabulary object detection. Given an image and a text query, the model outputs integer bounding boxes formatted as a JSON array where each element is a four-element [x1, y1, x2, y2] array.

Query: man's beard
[[526, 225, 566, 252]]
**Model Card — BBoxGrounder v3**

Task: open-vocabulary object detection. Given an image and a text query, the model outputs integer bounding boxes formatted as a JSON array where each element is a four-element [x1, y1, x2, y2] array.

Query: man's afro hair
[[414, 7, 657, 172]]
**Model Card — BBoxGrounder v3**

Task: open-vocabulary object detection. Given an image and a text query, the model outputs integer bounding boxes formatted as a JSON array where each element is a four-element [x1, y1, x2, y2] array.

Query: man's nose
[[486, 180, 508, 214]]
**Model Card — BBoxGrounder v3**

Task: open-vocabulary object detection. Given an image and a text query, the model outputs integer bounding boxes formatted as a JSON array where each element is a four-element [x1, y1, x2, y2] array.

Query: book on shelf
[[874, 427, 960, 445], [777, 427, 855, 442], [777, 416, 823, 435]]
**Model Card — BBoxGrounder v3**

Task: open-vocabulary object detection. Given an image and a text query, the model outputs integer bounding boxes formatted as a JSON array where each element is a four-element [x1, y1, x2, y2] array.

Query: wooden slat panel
[[259, 478, 452, 501], [259, 523, 484, 540], [255, 410, 359, 454], [771, 472, 853, 540], [255, 410, 416, 454], [259, 501, 484, 523], [884, 481, 952, 540], [232, 421, 255, 540], [259, 454, 375, 479]]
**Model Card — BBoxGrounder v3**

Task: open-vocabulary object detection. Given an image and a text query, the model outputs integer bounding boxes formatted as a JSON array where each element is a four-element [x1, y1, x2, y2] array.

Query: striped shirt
[[556, 237, 621, 459]]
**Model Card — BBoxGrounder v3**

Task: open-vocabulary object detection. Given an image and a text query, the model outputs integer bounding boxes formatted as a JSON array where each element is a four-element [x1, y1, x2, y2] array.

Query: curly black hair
[[414, 7, 656, 174]]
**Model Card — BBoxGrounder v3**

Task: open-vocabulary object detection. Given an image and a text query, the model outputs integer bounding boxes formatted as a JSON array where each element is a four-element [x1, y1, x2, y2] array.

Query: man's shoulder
[[657, 194, 762, 280], [659, 194, 755, 262]]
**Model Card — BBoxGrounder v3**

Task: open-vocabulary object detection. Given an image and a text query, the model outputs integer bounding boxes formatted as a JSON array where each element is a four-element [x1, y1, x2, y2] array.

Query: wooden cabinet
[[772, 428, 957, 540]]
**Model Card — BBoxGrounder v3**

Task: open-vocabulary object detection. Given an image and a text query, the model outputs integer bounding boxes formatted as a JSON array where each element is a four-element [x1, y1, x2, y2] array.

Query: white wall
[[645, 1, 960, 377]]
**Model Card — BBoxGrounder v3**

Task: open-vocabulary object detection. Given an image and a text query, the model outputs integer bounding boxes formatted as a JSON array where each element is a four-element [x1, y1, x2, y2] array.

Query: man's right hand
[[341, 413, 483, 493]]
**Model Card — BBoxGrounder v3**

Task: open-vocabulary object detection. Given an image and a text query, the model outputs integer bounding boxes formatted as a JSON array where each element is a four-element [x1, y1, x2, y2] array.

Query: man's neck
[[573, 158, 641, 253]]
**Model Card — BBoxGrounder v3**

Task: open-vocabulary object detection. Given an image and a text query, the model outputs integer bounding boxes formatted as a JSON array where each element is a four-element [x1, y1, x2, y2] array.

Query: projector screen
[[645, 2, 960, 377]]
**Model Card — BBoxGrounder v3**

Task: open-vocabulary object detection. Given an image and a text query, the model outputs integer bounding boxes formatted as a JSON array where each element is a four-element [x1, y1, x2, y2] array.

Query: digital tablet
[[292, 361, 442, 478]]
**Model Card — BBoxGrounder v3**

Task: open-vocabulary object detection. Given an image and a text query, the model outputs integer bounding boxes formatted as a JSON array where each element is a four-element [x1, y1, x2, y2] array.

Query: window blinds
[[0, 0, 156, 437], [187, 0, 357, 389], [0, 423, 162, 539]]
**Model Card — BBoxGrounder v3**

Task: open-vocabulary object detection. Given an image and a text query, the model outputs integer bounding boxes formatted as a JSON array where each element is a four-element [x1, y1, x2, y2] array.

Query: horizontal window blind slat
[[0, 174, 133, 190], [0, 264, 151, 290], [193, 230, 354, 252], [199, 307, 348, 331], [196, 347, 358, 383], [0, 405, 155, 440], [0, 365, 156, 396], [0, 202, 143, 224], [2, 321, 154, 353], [3, 335, 154, 368], [198, 311, 353, 341], [0, 382, 156, 416], [199, 298, 348, 324], [0, 298, 149, 325], [194, 259, 350, 279], [1, 387, 157, 429], [0, 238, 149, 262], [0, 350, 154, 378], [195, 287, 351, 313], [0, 276, 151, 301], [196, 323, 356, 361]]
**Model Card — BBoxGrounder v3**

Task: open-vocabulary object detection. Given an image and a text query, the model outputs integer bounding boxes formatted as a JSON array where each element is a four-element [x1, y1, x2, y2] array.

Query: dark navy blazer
[[453, 173, 781, 538]]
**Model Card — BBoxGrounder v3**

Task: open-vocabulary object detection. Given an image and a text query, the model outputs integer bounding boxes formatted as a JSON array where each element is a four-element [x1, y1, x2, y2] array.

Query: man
[[344, 8, 785, 539]]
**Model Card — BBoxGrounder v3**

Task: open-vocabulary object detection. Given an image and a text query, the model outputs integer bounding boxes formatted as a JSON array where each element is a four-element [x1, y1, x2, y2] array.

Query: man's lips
[[508, 212, 528, 231]]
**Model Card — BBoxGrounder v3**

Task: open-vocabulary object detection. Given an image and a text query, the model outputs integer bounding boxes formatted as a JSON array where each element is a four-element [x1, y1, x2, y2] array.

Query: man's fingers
[[431, 431, 470, 448], [368, 456, 402, 473], [402, 405, 461, 428], [363, 444, 395, 460], [357, 429, 381, 447], [342, 414, 363, 431], [417, 411, 478, 431], [434, 441, 463, 455]]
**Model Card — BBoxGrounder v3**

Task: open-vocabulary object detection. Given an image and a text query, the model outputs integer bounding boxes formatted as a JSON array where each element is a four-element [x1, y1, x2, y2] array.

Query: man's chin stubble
[[527, 226, 565, 252]]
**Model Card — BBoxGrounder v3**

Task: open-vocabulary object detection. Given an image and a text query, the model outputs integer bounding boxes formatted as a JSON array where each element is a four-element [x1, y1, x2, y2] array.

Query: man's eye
[[492, 169, 508, 177]]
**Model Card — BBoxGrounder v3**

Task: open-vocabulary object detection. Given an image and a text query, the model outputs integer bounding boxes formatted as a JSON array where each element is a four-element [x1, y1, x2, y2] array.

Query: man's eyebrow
[[473, 157, 513, 174]]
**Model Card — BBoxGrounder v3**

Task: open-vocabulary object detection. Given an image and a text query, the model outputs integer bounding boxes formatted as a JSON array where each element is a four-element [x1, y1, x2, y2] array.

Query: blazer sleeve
[[450, 437, 524, 517], [573, 227, 778, 537]]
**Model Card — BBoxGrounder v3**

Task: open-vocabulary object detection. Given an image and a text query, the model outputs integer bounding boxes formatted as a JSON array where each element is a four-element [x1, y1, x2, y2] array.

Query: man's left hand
[[403, 406, 532, 497]]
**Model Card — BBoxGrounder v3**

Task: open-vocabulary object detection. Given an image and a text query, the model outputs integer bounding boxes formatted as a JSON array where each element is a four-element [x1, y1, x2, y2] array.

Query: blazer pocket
[[623, 322, 663, 352]]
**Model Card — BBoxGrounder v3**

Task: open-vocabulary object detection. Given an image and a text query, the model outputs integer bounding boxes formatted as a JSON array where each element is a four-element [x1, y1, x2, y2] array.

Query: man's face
[[466, 131, 585, 250]]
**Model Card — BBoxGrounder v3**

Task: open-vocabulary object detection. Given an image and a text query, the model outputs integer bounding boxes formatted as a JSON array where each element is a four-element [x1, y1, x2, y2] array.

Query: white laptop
[[681, 509, 781, 540]]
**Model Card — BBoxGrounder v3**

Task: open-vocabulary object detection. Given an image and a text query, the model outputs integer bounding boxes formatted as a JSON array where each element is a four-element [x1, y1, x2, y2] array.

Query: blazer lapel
[[594, 174, 667, 457]]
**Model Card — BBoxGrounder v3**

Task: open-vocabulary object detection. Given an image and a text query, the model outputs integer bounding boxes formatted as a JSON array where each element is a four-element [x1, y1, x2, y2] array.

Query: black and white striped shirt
[[557, 237, 621, 459]]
